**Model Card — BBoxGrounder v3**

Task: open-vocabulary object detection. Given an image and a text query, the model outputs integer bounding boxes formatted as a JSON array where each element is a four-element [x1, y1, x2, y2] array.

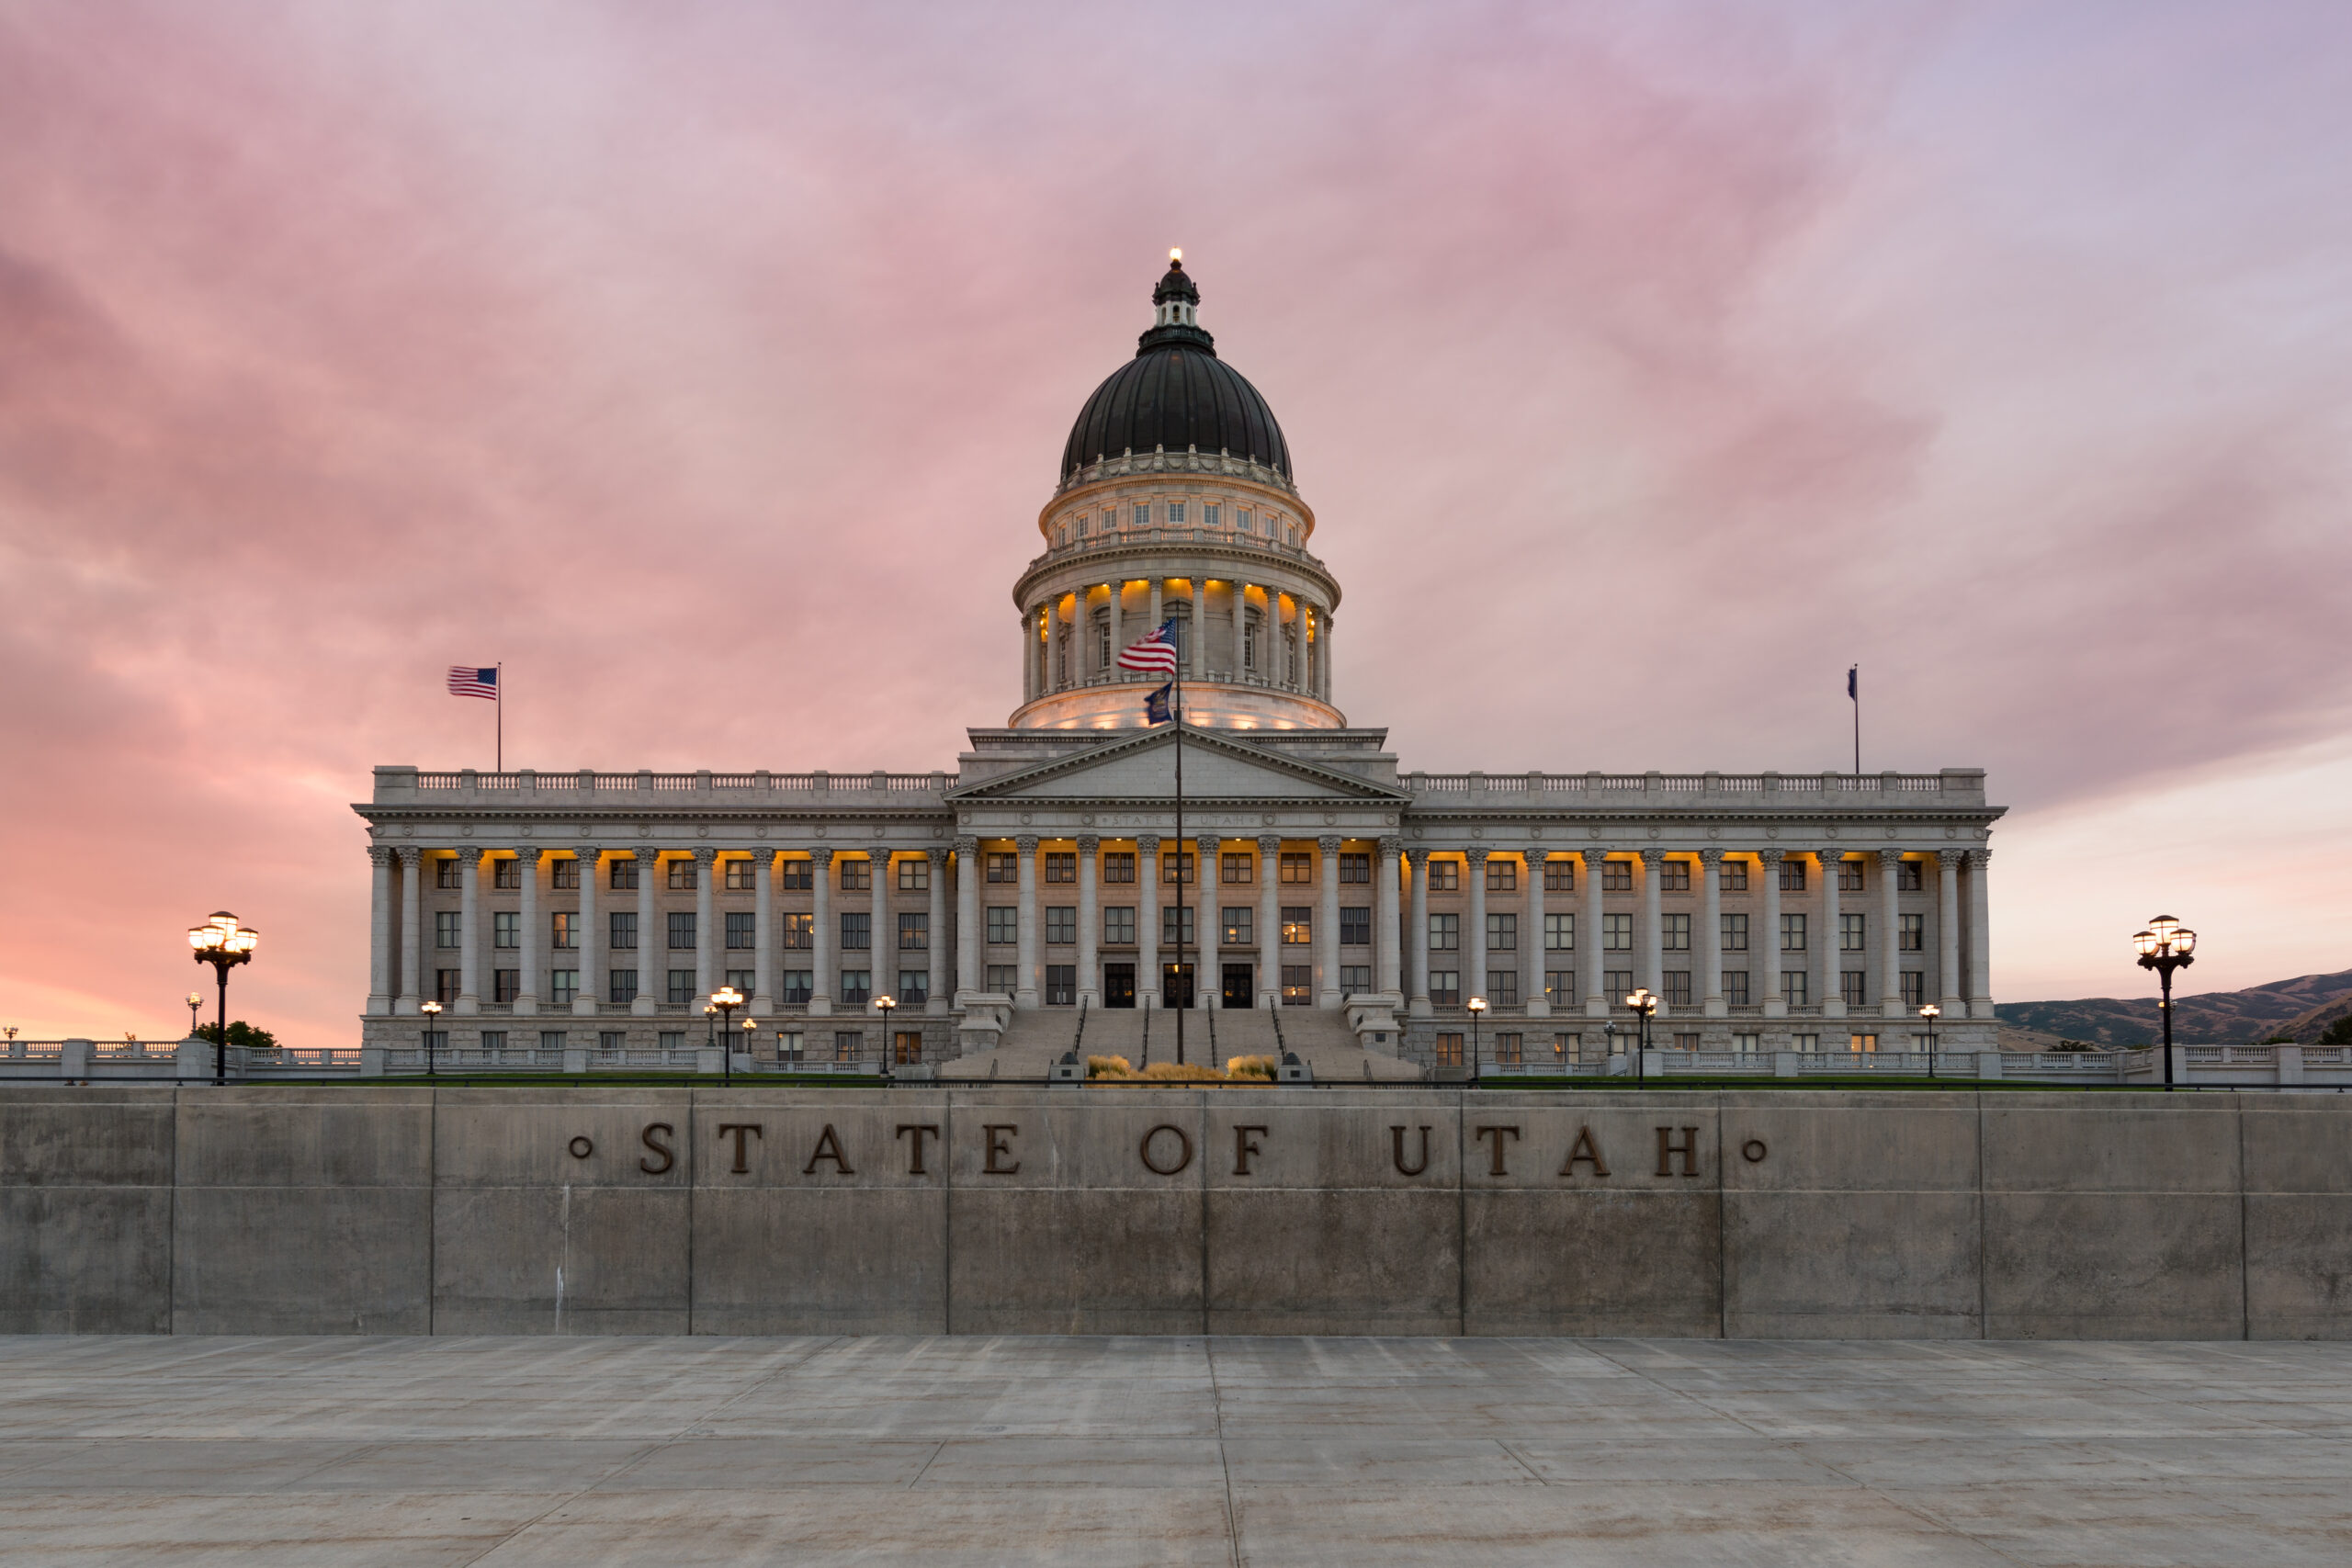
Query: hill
[[1996, 967, 2352, 1046]]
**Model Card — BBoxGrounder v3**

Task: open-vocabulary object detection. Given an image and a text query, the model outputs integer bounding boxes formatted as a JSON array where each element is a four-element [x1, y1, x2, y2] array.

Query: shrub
[[1137, 1061, 1227, 1081], [1086, 1055, 1135, 1078], [1226, 1055, 1276, 1080], [2320, 1016, 2352, 1047], [193, 1021, 278, 1051]]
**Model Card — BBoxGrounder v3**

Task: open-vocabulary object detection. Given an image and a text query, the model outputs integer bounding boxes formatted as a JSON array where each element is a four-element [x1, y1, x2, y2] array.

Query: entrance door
[[1102, 964, 1136, 1009], [1222, 963, 1255, 1009], [1160, 963, 1195, 1010]]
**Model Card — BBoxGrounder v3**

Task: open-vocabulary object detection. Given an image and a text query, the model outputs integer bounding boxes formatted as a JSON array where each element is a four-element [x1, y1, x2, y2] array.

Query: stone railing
[[1477, 1044, 2351, 1087], [384, 768, 956, 803], [1405, 769, 1985, 804]]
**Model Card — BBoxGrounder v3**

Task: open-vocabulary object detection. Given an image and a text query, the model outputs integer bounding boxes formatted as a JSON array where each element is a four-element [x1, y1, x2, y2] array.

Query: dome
[[1059, 258, 1293, 483]]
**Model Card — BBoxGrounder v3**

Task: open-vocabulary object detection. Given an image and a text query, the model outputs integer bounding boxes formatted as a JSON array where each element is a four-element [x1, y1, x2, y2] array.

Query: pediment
[[949, 729, 1405, 805]]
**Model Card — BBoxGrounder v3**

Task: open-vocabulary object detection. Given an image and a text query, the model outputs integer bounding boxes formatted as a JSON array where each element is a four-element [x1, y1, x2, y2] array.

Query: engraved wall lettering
[[717, 1122, 763, 1174], [567, 1135, 594, 1160], [1559, 1125, 1610, 1179], [982, 1123, 1021, 1175], [897, 1123, 941, 1175], [1139, 1123, 1193, 1176], [1391, 1124, 1431, 1177], [1656, 1125, 1702, 1178], [1232, 1124, 1268, 1176], [638, 1122, 675, 1175], [1475, 1124, 1521, 1177], [803, 1123, 855, 1175]]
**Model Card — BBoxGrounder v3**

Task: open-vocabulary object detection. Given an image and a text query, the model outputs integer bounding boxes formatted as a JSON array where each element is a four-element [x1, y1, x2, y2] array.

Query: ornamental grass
[[1084, 1054, 1279, 1083]]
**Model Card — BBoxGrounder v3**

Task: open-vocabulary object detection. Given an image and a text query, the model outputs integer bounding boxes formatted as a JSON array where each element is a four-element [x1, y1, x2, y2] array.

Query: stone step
[[943, 1004, 1420, 1081]]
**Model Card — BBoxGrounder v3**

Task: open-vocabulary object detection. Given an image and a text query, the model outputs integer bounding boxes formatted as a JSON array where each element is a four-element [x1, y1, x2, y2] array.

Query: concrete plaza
[[0, 1337, 2346, 1565]]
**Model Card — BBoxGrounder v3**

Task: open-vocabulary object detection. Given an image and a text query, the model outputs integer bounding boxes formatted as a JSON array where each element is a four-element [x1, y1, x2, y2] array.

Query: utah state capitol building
[[355, 255, 2006, 1073]]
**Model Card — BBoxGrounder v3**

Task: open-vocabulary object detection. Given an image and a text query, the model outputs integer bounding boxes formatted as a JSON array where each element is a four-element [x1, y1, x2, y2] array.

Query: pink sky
[[5, 1, 2349, 1044]]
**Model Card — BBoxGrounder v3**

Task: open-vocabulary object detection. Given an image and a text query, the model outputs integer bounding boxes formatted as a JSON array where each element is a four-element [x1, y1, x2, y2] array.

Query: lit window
[[1720, 860, 1749, 891], [1602, 861, 1632, 893], [898, 857, 930, 891], [1222, 907, 1253, 946], [1427, 860, 1459, 892], [1659, 860, 1690, 892], [1544, 859, 1575, 892], [1486, 859, 1517, 892], [1282, 908, 1312, 945]]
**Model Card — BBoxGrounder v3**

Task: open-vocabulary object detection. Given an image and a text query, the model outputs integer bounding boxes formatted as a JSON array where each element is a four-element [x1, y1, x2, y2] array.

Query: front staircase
[[941, 1002, 1420, 1081]]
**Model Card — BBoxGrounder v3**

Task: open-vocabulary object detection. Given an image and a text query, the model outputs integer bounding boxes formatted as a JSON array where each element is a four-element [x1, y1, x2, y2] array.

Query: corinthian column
[[1406, 847, 1430, 1017], [692, 846, 717, 1004], [1375, 837, 1402, 998], [1464, 849, 1489, 1009], [1638, 847, 1665, 1017], [575, 847, 603, 1018], [1700, 848, 1725, 1019], [1196, 834, 1220, 1008], [1759, 849, 1787, 1018], [1818, 849, 1845, 1021], [1077, 835, 1101, 1007], [1317, 836, 1343, 1008], [867, 846, 891, 1013], [955, 836, 981, 997], [809, 848, 835, 1015], [368, 846, 394, 1015], [751, 848, 774, 1016], [515, 846, 544, 1015], [1967, 847, 1994, 1018], [1880, 848, 1905, 1020], [926, 848, 950, 1014], [1938, 848, 1964, 1014], [457, 846, 483, 1015], [1014, 836, 1039, 1008], [1257, 835, 1282, 1009], [1136, 833, 1160, 1007], [1580, 848, 1608, 1019], [396, 846, 423, 1015], [632, 847, 659, 1015], [1046, 597, 1063, 693]]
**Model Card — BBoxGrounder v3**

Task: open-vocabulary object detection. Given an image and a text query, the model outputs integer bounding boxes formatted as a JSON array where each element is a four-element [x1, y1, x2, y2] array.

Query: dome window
[[1237, 510, 1254, 535], [1132, 503, 1149, 528], [1168, 501, 1186, 525], [1074, 513, 1089, 539], [1204, 503, 1220, 529]]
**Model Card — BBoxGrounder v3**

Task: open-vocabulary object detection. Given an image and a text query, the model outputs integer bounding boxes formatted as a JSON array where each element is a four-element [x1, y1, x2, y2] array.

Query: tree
[[194, 1021, 278, 1051], [2318, 1015, 2352, 1047]]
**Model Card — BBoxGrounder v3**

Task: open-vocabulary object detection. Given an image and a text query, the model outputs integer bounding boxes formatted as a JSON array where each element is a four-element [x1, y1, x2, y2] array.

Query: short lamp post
[[187, 911, 258, 1088], [1465, 996, 1487, 1084], [421, 998, 443, 1077], [2133, 916, 2197, 1091], [1919, 1003, 1940, 1080], [709, 986, 744, 1087], [742, 1016, 757, 1075], [186, 992, 203, 1038], [1625, 987, 1658, 1088], [875, 994, 897, 1078]]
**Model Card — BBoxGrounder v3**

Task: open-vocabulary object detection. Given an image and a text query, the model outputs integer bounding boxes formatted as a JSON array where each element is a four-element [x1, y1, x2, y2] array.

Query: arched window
[[1094, 608, 1112, 671], [1242, 608, 1261, 671]]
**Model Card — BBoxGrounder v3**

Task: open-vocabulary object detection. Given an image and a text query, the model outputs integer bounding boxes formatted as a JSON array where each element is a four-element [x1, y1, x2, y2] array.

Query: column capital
[[1317, 835, 1342, 857], [1136, 832, 1160, 855], [1877, 847, 1904, 867], [1257, 834, 1282, 859], [1817, 849, 1845, 868], [1378, 836, 1401, 856], [1015, 835, 1039, 856], [1698, 847, 1724, 865], [1077, 835, 1100, 857], [1966, 846, 1992, 869], [1464, 846, 1489, 866], [1404, 845, 1430, 867], [926, 846, 951, 868], [1937, 847, 1964, 868], [691, 844, 717, 866], [516, 844, 544, 864], [1638, 846, 1662, 867], [1758, 847, 1786, 865], [810, 846, 836, 867], [866, 845, 891, 870], [369, 845, 395, 868], [635, 844, 660, 864], [458, 845, 483, 867], [1580, 847, 1610, 868], [954, 835, 978, 856], [575, 845, 604, 865], [1195, 834, 1217, 861], [397, 845, 424, 868]]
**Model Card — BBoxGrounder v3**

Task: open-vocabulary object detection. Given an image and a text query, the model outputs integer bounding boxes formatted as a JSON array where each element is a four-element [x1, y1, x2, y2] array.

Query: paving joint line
[[1204, 1337, 1243, 1568]]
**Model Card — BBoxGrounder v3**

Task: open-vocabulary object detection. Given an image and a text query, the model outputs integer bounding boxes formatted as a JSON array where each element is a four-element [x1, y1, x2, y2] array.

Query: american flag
[[1116, 621, 1180, 674], [447, 666, 499, 700]]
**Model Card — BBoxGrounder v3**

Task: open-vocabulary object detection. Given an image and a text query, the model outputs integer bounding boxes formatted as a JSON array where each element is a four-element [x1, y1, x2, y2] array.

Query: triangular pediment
[[950, 728, 1406, 805]]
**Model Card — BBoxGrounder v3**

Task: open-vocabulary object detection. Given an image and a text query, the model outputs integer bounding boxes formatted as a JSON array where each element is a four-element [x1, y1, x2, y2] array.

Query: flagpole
[[496, 661, 504, 773], [1849, 663, 1859, 776], [1172, 663, 1185, 1066]]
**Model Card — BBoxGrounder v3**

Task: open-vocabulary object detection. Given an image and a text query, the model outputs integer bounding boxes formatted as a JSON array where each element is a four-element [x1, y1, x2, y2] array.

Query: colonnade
[[1023, 575, 1333, 702]]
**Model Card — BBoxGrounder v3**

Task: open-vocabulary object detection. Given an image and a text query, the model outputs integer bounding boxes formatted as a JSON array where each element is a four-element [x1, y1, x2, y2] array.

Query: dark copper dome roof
[[1059, 259, 1293, 483]]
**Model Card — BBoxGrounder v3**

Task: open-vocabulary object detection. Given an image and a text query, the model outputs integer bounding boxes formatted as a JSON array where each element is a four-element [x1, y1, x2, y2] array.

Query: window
[[840, 970, 871, 1004], [899, 912, 928, 951], [1662, 914, 1690, 953], [1849, 1032, 1880, 1054], [900, 971, 929, 1004], [1598, 970, 1635, 1009], [1838, 858, 1865, 893], [435, 969, 459, 1005], [1898, 859, 1923, 892], [1659, 860, 1690, 892], [1781, 913, 1807, 952], [1222, 907, 1253, 946], [842, 912, 871, 951], [725, 912, 754, 951], [666, 970, 695, 1004], [1097, 616, 1111, 671], [725, 858, 759, 891], [1733, 1032, 1760, 1055], [1544, 913, 1575, 952], [1487, 912, 1517, 952], [1340, 964, 1371, 996], [833, 1030, 864, 1063], [436, 857, 462, 889], [1476, 859, 1512, 893], [1430, 972, 1461, 1006], [1544, 859, 1576, 892], [780, 971, 812, 1004], [666, 859, 695, 890], [1780, 859, 1808, 892], [668, 912, 695, 951], [986, 964, 1017, 993], [1841, 971, 1868, 1007], [1044, 852, 1077, 884], [1073, 512, 1089, 539], [1103, 906, 1136, 944], [547, 912, 575, 951], [1725, 970, 1750, 1006], [1281, 852, 1313, 884], [1044, 965, 1075, 1006], [987, 852, 1017, 883], [1102, 852, 1136, 884], [1840, 913, 1866, 953], [1673, 1032, 1702, 1052], [531, 1030, 563, 1053], [1791, 1032, 1819, 1054], [985, 908, 1016, 945], [495, 859, 522, 891], [1784, 972, 1809, 1006], [885, 855, 926, 893], [726, 969, 754, 995], [549, 970, 578, 1007], [552, 859, 580, 891], [1602, 913, 1633, 952], [1719, 860, 1748, 891], [1045, 907, 1076, 945], [1432, 1032, 1464, 1067], [609, 969, 637, 1004], [1902, 972, 1926, 1008], [1222, 852, 1253, 884], [1665, 971, 1693, 1007], [1722, 913, 1748, 953], [1340, 852, 1370, 883], [608, 911, 638, 952], [1237, 509, 1254, 535], [1161, 852, 1195, 884], [780, 860, 812, 890], [1487, 970, 1520, 1007], [1167, 500, 1186, 525], [1282, 964, 1312, 1005], [435, 911, 462, 949], [1340, 907, 1371, 946], [1283, 908, 1312, 945], [1204, 503, 1220, 529], [1242, 608, 1259, 671], [1900, 913, 1924, 953], [773, 1030, 803, 1063], [1428, 912, 1459, 952], [1494, 1032, 1522, 1066], [841, 858, 871, 892], [495, 970, 520, 1004], [1427, 860, 1459, 891], [1133, 502, 1149, 527], [894, 1030, 924, 1065], [781, 913, 812, 950], [1162, 906, 1194, 946], [610, 858, 639, 891], [493, 911, 520, 950], [1602, 860, 1633, 893]]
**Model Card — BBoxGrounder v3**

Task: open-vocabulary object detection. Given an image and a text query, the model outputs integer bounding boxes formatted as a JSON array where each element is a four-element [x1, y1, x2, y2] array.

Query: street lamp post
[[1465, 996, 1487, 1084], [875, 994, 897, 1079], [421, 998, 443, 1077], [1919, 1003, 1940, 1080], [709, 986, 744, 1088], [2132, 916, 2197, 1091], [1625, 987, 1657, 1088], [187, 911, 259, 1088], [186, 992, 203, 1038]]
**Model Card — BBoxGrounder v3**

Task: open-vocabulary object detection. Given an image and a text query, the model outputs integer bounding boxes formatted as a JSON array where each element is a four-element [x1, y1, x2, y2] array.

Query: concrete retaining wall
[[2, 1086, 2346, 1338]]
